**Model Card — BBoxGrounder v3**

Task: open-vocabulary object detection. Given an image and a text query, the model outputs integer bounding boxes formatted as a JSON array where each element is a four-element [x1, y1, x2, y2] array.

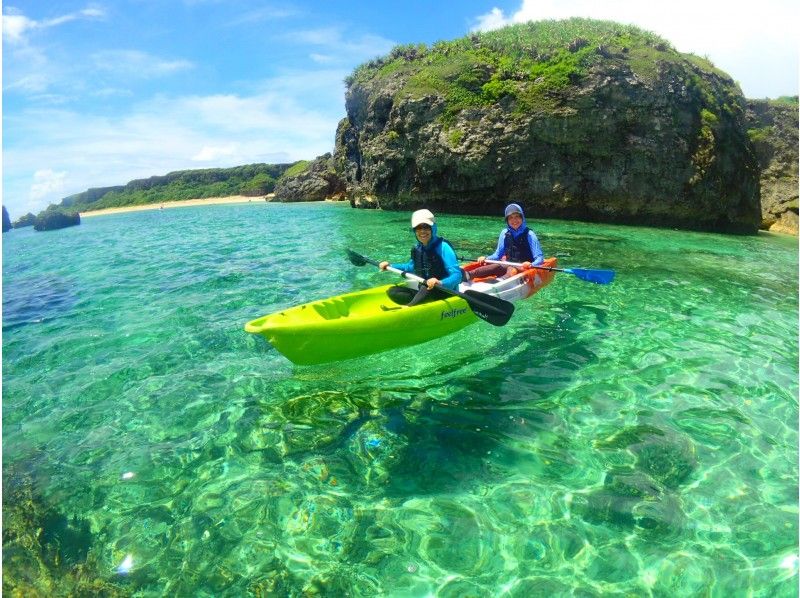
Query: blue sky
[[3, 0, 798, 220]]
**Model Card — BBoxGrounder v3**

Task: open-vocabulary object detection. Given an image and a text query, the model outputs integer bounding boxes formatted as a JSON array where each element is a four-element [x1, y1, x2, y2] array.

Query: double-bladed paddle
[[346, 249, 515, 327], [461, 257, 615, 285]]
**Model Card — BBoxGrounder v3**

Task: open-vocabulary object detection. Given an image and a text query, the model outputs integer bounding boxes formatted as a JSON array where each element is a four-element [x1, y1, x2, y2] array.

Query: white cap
[[411, 209, 435, 228]]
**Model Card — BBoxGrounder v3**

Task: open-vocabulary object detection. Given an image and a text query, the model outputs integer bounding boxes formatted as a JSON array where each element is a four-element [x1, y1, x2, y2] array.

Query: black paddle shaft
[[346, 249, 514, 326]]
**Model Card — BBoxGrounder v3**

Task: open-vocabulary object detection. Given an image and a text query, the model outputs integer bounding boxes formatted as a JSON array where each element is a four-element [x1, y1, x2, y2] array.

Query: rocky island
[[334, 18, 765, 234]]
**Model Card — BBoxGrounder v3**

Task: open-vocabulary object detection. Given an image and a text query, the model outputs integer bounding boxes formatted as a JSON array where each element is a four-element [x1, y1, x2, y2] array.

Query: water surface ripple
[[3, 203, 797, 596]]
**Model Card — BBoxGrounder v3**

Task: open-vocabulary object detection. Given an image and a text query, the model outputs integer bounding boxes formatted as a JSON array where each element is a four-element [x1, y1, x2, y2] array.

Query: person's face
[[414, 224, 432, 244], [507, 213, 523, 230]]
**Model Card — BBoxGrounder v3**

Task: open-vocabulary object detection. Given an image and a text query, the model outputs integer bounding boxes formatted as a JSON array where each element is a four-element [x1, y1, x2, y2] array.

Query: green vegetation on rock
[[771, 96, 799, 107], [33, 206, 81, 231], [272, 153, 346, 203], [12, 212, 37, 228], [347, 19, 678, 121], [62, 163, 293, 213], [282, 160, 311, 178]]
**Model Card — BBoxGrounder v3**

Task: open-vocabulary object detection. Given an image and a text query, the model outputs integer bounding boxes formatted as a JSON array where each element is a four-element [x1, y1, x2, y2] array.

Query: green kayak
[[245, 256, 561, 365], [245, 284, 479, 365]]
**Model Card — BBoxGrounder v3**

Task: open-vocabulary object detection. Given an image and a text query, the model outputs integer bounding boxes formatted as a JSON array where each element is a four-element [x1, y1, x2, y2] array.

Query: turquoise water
[[3, 202, 798, 596]]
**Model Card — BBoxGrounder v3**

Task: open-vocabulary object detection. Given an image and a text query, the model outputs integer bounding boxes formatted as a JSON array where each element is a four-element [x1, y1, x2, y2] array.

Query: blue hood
[[410, 222, 440, 248], [504, 203, 527, 239]]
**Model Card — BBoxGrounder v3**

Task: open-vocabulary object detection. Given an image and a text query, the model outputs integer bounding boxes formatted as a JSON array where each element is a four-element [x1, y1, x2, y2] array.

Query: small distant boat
[[244, 258, 557, 365]]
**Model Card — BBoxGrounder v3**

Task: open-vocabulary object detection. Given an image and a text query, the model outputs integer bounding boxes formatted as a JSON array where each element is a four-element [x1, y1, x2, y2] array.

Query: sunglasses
[[414, 224, 432, 231]]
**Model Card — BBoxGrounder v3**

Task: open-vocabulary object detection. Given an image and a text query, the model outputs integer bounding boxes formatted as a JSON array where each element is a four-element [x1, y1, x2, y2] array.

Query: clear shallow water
[[2, 202, 798, 596]]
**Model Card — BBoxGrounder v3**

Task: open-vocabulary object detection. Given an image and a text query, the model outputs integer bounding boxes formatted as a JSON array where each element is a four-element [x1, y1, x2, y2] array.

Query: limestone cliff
[[272, 154, 346, 202], [747, 99, 798, 235], [334, 19, 762, 234]]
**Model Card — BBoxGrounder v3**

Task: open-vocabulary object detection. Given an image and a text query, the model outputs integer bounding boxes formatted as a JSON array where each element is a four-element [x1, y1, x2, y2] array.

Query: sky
[[2, 0, 798, 220]]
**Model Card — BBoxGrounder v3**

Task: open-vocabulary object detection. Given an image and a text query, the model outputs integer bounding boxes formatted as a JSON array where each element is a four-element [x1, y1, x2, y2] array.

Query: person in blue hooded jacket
[[379, 209, 462, 305], [463, 203, 544, 281]]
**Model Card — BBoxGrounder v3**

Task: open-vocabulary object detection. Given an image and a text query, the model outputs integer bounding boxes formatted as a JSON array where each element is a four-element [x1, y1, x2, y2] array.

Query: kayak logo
[[440, 306, 468, 320]]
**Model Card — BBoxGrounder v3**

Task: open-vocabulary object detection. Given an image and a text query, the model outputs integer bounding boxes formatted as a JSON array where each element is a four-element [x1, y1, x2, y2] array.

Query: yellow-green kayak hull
[[245, 284, 479, 365]]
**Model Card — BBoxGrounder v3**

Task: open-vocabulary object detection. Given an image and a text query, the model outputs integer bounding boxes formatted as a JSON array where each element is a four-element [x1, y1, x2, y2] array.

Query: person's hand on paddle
[[520, 261, 531, 269], [476, 256, 487, 264], [379, 261, 389, 270], [424, 277, 439, 290]]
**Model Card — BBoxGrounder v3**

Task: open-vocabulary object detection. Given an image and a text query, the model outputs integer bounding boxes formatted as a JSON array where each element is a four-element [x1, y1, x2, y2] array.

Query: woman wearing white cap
[[463, 203, 544, 281], [379, 209, 462, 306]]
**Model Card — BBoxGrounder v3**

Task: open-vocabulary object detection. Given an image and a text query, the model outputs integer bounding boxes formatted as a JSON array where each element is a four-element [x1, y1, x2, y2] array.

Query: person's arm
[[485, 230, 506, 261], [389, 257, 414, 273], [527, 230, 544, 266], [437, 243, 463, 290], [380, 250, 414, 273]]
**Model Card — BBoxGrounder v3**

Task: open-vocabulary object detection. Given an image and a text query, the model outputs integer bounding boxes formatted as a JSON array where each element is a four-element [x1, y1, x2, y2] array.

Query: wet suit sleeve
[[527, 230, 544, 265], [487, 230, 506, 261], [390, 257, 415, 273], [438, 242, 463, 291]]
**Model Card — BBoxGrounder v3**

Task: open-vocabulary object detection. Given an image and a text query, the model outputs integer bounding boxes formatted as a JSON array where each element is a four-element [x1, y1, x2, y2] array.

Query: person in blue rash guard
[[379, 209, 462, 306], [463, 203, 544, 281]]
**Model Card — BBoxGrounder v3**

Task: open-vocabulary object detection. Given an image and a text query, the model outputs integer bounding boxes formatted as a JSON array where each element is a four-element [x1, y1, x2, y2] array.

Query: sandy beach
[[79, 194, 270, 218]]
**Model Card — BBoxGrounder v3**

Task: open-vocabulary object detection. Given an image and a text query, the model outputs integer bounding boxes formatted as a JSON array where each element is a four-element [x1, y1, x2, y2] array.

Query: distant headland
[[78, 194, 276, 218]]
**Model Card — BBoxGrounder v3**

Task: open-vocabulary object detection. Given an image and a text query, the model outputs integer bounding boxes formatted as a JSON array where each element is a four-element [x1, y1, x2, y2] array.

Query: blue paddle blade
[[566, 268, 615, 284]]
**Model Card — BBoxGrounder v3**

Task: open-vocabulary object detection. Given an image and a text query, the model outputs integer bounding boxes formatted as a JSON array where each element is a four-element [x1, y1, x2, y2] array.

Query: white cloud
[[471, 0, 798, 98], [281, 27, 395, 64], [2, 11, 35, 44], [224, 6, 300, 27], [472, 8, 508, 32], [2, 5, 105, 44], [30, 169, 69, 200], [3, 42, 54, 94], [310, 53, 335, 64], [471, 0, 799, 52], [91, 87, 135, 99], [2, 69, 347, 219], [2, 6, 117, 97], [289, 27, 342, 46], [91, 50, 194, 78], [5, 71, 51, 94], [78, 8, 106, 19], [192, 144, 238, 161]]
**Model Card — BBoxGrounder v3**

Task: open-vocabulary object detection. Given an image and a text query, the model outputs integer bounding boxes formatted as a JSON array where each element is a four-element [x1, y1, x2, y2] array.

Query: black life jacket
[[504, 228, 533, 262], [412, 237, 453, 280]]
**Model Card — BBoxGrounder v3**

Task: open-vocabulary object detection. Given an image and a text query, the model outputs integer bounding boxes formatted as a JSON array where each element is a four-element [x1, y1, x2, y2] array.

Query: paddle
[[460, 257, 615, 285], [346, 249, 515, 327]]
